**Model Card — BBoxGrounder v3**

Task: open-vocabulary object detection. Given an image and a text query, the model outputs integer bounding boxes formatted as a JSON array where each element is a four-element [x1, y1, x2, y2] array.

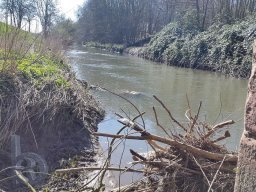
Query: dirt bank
[[0, 54, 104, 191]]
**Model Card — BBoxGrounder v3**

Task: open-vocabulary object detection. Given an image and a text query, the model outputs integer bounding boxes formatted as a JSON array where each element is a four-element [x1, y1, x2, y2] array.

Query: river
[[67, 47, 248, 185]]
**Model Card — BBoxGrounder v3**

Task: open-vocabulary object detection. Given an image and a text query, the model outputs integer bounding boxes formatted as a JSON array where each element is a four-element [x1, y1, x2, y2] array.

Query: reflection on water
[[67, 47, 248, 185]]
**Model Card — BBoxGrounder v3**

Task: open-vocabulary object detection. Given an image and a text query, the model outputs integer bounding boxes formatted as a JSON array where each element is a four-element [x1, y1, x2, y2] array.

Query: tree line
[[0, 0, 58, 37], [77, 0, 256, 44]]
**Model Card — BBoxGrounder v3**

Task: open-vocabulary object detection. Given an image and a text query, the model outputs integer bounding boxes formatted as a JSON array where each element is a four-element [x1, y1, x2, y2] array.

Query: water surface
[[67, 47, 248, 185]]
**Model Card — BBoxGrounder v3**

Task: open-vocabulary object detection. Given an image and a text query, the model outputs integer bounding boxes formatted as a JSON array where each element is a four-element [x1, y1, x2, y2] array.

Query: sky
[[58, 0, 85, 20]]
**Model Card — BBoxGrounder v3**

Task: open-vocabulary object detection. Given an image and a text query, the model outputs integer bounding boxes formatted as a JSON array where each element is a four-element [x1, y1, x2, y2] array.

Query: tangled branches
[[94, 94, 237, 192]]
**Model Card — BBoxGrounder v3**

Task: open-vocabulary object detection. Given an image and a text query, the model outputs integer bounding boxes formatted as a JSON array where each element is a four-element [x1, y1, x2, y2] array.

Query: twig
[[153, 95, 187, 132], [203, 120, 235, 139], [80, 112, 146, 192], [15, 170, 36, 192], [153, 106, 172, 138], [207, 156, 226, 192], [212, 131, 231, 143], [130, 149, 147, 161], [186, 93, 193, 120], [188, 101, 202, 134], [55, 167, 145, 174], [192, 156, 211, 187], [148, 140, 168, 152]]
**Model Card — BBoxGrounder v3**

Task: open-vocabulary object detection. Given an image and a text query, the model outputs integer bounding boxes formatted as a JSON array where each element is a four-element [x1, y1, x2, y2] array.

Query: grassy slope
[[0, 21, 33, 37], [140, 16, 256, 78], [0, 22, 69, 87]]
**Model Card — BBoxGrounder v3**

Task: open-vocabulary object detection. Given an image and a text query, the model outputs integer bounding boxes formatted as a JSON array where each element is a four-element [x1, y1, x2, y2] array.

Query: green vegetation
[[0, 54, 69, 88], [139, 15, 256, 78], [0, 14, 74, 89], [0, 21, 34, 39], [84, 42, 124, 53], [0, 23, 69, 88], [0, 20, 105, 191], [51, 18, 76, 46], [17, 54, 69, 87], [77, 0, 256, 78]]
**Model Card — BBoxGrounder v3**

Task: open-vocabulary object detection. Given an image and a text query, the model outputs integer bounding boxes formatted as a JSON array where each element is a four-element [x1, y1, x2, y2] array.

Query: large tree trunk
[[235, 40, 256, 191]]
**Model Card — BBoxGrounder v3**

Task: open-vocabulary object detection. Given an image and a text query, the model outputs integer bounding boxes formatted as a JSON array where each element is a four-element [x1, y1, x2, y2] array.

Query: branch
[[153, 95, 187, 131], [188, 101, 202, 134], [55, 167, 145, 174], [203, 120, 235, 139], [94, 132, 238, 162], [15, 170, 36, 192], [130, 149, 147, 161], [212, 131, 231, 143], [94, 132, 145, 140]]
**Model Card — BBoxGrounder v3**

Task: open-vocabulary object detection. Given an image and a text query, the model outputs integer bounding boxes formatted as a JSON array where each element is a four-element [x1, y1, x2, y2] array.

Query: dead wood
[[203, 120, 235, 139], [55, 167, 145, 174], [94, 118, 238, 163], [94, 95, 237, 192]]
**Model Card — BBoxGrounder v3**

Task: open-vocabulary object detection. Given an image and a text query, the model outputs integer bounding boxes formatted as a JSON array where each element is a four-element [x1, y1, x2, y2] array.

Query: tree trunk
[[28, 20, 31, 32], [235, 40, 256, 191]]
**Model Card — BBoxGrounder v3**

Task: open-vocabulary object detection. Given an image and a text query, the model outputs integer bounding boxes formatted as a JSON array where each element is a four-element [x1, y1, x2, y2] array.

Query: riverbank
[[86, 15, 256, 79], [126, 15, 256, 78], [0, 38, 105, 190], [83, 42, 124, 54]]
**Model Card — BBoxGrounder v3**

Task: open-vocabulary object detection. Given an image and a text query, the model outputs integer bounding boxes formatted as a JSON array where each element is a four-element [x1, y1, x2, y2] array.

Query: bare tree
[[0, 0, 38, 31], [24, 0, 37, 32], [36, 0, 58, 37], [77, 0, 256, 44]]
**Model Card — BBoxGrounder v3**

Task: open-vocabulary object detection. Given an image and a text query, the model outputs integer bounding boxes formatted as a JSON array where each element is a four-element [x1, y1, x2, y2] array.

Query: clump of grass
[[17, 53, 70, 87]]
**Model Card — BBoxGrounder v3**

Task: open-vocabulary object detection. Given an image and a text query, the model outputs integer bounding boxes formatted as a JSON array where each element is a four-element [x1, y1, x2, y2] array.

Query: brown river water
[[67, 47, 248, 185]]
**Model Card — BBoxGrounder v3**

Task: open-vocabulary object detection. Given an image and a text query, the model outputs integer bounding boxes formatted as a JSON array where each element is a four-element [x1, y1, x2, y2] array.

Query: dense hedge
[[141, 15, 256, 78]]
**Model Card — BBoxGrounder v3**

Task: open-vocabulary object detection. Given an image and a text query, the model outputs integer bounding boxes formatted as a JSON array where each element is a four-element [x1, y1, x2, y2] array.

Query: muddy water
[[67, 47, 248, 185]]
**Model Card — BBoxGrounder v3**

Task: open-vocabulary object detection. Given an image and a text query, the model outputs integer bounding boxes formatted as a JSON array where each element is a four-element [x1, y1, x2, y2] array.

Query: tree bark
[[235, 40, 256, 191]]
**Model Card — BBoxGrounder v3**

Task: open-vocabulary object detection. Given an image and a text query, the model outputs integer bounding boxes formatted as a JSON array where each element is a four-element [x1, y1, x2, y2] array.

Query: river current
[[67, 47, 248, 185]]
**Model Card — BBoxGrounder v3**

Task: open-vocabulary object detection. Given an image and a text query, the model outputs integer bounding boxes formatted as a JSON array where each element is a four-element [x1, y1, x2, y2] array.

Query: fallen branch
[[55, 167, 145, 174], [93, 93, 237, 191], [212, 131, 231, 143], [94, 132, 238, 162], [203, 120, 235, 139], [130, 160, 200, 175]]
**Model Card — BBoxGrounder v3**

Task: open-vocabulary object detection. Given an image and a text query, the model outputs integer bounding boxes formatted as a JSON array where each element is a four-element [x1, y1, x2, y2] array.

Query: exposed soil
[[0, 72, 105, 191]]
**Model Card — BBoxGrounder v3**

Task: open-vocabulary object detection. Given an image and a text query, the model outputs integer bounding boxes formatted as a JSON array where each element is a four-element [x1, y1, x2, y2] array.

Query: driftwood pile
[[95, 95, 238, 192]]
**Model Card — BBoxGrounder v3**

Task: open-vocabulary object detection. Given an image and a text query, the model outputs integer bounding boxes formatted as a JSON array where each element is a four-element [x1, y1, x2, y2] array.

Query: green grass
[[0, 22, 69, 88], [17, 53, 70, 87]]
